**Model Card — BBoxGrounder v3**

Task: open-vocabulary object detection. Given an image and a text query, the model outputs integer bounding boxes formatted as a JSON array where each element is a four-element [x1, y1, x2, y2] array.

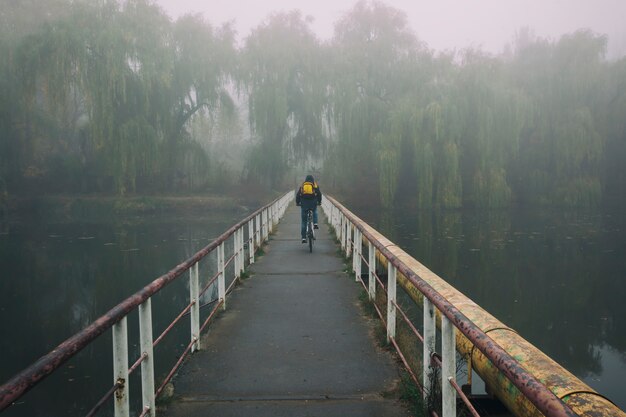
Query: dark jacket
[[296, 178, 322, 209]]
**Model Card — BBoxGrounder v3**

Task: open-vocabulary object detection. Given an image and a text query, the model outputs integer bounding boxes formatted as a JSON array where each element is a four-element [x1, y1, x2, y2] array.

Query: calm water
[[1, 206, 625, 414], [353, 206, 626, 409], [0, 210, 244, 417]]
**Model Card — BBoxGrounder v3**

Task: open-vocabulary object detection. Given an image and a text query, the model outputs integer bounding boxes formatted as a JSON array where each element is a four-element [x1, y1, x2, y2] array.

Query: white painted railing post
[[354, 229, 361, 282], [346, 220, 354, 258], [272, 204, 277, 224], [233, 229, 241, 279], [248, 220, 255, 265], [352, 227, 357, 276], [268, 207, 273, 234], [218, 242, 225, 310], [340, 214, 345, 249], [138, 300, 155, 417], [190, 263, 200, 352], [386, 263, 397, 342], [368, 241, 376, 300], [423, 298, 436, 399], [239, 228, 245, 275], [442, 315, 457, 417], [112, 318, 129, 417], [255, 214, 261, 249]]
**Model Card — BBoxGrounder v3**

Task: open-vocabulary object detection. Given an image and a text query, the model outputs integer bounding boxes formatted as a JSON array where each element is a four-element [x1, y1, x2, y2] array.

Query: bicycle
[[306, 208, 315, 253]]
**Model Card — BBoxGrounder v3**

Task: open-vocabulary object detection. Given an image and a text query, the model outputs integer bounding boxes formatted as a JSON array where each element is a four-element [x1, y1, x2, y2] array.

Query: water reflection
[[0, 212, 243, 417], [357, 206, 626, 408]]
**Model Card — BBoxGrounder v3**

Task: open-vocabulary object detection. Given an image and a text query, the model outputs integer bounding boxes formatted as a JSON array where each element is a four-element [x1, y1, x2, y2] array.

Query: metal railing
[[321, 196, 581, 417], [0, 191, 294, 417]]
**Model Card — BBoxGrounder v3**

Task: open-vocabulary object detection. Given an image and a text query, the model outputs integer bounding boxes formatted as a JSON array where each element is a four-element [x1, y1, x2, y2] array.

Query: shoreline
[[2, 193, 276, 221]]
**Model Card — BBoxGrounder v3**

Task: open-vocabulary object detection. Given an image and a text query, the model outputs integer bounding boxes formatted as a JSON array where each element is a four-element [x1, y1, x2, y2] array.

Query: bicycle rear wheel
[[308, 232, 313, 252]]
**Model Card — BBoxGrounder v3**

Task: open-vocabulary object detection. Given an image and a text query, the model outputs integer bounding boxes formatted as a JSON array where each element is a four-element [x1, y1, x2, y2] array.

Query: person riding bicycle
[[295, 175, 322, 244]]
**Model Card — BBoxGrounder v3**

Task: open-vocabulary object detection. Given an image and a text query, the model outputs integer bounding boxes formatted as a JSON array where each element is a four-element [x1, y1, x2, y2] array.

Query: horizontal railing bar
[[392, 299, 424, 344], [389, 337, 424, 395], [0, 193, 289, 410], [356, 273, 369, 292], [128, 352, 148, 376], [449, 377, 481, 417], [184, 298, 220, 316], [85, 382, 120, 417], [226, 277, 239, 294], [199, 299, 224, 334], [327, 196, 578, 417], [199, 271, 221, 298], [155, 336, 196, 399], [224, 253, 235, 268], [374, 271, 387, 293], [153, 301, 195, 348]]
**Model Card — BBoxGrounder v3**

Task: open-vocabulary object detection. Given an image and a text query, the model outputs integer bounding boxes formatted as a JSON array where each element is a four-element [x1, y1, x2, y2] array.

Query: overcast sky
[[155, 0, 626, 58]]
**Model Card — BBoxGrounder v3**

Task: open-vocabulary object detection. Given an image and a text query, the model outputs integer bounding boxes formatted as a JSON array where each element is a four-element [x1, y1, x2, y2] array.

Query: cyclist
[[295, 174, 322, 243]]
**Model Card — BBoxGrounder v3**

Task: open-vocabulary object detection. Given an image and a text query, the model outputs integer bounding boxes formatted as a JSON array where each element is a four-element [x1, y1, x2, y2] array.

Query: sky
[[154, 0, 626, 59]]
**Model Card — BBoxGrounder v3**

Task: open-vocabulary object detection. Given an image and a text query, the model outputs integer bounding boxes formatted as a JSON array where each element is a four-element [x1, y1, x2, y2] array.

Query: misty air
[[1, 1, 625, 416]]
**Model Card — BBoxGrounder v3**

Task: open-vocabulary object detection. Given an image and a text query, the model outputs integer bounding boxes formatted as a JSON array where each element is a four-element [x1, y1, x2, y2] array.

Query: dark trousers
[[301, 206, 318, 239]]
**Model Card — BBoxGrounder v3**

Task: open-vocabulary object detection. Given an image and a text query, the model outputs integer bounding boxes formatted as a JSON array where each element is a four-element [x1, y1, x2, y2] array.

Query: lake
[[0, 209, 244, 417], [1, 204, 625, 414], [352, 205, 626, 410]]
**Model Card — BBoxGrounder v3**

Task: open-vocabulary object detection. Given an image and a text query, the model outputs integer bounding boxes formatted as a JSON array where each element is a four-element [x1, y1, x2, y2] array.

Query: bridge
[[0, 193, 624, 417]]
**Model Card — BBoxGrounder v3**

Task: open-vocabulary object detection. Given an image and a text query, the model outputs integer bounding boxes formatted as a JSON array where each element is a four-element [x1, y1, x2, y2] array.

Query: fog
[[1, 0, 625, 208], [156, 0, 626, 58]]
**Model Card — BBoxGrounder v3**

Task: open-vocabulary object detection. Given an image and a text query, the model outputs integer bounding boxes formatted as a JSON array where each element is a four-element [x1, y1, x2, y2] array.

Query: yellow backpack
[[302, 181, 315, 196]]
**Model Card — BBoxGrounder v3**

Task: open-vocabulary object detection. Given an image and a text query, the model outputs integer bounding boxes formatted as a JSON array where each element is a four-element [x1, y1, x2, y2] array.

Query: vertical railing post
[[353, 228, 361, 282], [112, 318, 129, 417], [423, 298, 436, 399], [268, 207, 273, 234], [138, 300, 155, 417], [368, 241, 376, 300], [387, 263, 397, 342], [272, 203, 277, 224], [255, 214, 261, 249], [248, 219, 255, 265], [340, 214, 345, 249], [352, 227, 357, 275], [190, 263, 200, 352], [442, 315, 457, 417], [218, 242, 225, 310], [233, 230, 240, 279], [239, 228, 245, 275], [345, 220, 351, 258]]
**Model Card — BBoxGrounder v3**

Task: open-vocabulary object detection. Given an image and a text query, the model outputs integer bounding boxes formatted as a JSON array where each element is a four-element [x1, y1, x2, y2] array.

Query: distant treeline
[[1, 0, 625, 208]]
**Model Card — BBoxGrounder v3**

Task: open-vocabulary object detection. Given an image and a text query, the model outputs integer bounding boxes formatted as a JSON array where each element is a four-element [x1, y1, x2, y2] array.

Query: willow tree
[[603, 58, 626, 208], [165, 14, 236, 189], [0, 0, 74, 191], [2, 0, 236, 194], [241, 12, 327, 188], [326, 0, 426, 204], [504, 30, 607, 207]]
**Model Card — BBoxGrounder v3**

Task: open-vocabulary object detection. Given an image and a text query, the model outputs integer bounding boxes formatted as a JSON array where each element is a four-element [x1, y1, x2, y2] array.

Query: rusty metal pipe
[[326, 196, 591, 417]]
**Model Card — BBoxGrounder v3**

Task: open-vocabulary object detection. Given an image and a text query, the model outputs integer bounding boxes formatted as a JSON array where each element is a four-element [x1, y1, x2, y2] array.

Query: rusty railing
[[0, 191, 294, 417], [321, 196, 585, 417]]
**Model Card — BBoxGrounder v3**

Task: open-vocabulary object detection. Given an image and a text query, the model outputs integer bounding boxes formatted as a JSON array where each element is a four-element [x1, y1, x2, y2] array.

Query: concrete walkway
[[161, 204, 410, 417]]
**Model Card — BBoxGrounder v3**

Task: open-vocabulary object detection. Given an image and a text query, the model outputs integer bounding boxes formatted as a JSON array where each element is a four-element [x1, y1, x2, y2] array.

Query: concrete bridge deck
[[161, 205, 410, 417]]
